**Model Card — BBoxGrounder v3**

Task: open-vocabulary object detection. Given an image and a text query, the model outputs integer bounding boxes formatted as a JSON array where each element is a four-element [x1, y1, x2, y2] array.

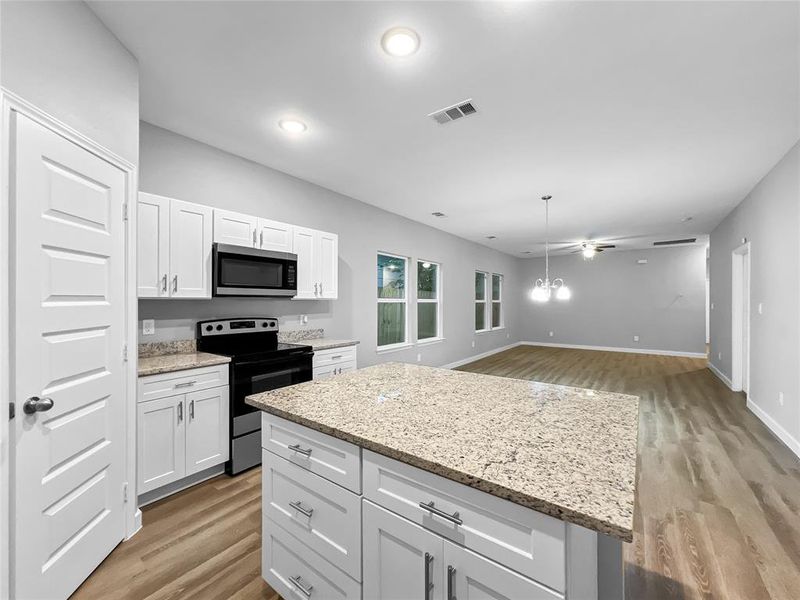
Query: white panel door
[[213, 208, 257, 247], [12, 112, 127, 600], [185, 386, 229, 476], [136, 193, 169, 298], [443, 541, 563, 600], [257, 217, 293, 252], [292, 226, 317, 299], [363, 500, 444, 600], [137, 396, 186, 494], [317, 230, 338, 299], [169, 199, 212, 298]]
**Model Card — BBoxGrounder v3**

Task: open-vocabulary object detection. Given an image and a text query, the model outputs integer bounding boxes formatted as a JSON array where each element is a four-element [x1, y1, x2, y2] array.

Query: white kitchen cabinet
[[137, 193, 212, 299], [363, 500, 445, 600], [256, 217, 294, 252], [185, 386, 229, 476], [293, 226, 338, 299], [138, 365, 229, 498], [213, 208, 258, 247], [137, 193, 170, 298], [312, 345, 357, 380], [137, 395, 186, 494]]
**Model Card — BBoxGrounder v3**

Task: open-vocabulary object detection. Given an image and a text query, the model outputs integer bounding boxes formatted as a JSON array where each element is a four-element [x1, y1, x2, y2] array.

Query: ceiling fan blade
[[596, 244, 616, 249]]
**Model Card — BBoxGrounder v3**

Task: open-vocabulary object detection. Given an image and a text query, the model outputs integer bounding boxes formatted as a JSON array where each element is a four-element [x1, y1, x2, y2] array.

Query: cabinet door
[[292, 226, 317, 299], [213, 208, 258, 247], [443, 541, 562, 600], [257, 217, 293, 252], [185, 386, 229, 476], [317, 230, 338, 299], [170, 199, 212, 298], [363, 500, 444, 600], [137, 396, 186, 494], [137, 193, 170, 298]]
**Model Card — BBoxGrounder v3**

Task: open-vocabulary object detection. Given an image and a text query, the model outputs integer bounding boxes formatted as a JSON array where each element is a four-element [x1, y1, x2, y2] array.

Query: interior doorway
[[731, 243, 751, 393]]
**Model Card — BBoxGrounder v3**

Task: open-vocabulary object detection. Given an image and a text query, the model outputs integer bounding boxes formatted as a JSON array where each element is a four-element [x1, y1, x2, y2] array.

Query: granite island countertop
[[138, 352, 231, 377], [246, 362, 639, 541]]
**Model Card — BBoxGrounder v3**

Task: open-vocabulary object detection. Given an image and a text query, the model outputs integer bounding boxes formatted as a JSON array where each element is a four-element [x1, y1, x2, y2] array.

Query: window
[[417, 260, 441, 341], [377, 253, 408, 347], [491, 273, 503, 329], [475, 271, 489, 331]]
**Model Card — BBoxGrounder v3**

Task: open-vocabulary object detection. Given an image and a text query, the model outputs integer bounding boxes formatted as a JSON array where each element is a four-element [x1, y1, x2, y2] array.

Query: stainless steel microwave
[[212, 243, 297, 297]]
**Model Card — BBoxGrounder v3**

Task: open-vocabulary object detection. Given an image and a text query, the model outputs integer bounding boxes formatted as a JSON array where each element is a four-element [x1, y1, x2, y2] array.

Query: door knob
[[23, 396, 54, 415]]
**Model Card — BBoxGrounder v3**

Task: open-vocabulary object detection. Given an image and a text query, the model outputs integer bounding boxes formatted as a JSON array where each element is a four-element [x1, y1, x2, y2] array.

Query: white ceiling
[[90, 1, 799, 257]]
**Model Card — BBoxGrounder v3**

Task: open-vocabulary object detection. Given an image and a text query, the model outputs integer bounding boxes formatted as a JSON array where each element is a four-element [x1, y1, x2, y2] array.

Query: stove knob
[[216, 324, 223, 331], [205, 325, 212, 332], [262, 322, 268, 328], [270, 322, 276, 328]]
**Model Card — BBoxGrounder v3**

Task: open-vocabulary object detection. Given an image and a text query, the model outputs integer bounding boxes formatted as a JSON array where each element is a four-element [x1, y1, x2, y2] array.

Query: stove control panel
[[198, 318, 279, 336]]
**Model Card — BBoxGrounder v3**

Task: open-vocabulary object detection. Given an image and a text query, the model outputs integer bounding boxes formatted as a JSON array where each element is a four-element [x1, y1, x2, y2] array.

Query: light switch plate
[[633, 335, 640, 342], [142, 319, 155, 336]]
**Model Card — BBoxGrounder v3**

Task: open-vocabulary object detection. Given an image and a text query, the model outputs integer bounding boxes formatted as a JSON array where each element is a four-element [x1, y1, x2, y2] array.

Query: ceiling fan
[[545, 240, 618, 259]]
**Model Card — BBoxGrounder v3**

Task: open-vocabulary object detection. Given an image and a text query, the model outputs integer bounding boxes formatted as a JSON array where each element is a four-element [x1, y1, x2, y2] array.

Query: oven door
[[230, 352, 313, 436], [213, 243, 297, 297]]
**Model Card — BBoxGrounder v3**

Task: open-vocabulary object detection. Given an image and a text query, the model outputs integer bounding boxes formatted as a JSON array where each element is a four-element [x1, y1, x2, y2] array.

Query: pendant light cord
[[544, 197, 550, 284]]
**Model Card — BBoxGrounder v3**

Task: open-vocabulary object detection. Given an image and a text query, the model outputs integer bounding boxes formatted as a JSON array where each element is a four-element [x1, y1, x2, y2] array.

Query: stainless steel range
[[196, 317, 313, 474]]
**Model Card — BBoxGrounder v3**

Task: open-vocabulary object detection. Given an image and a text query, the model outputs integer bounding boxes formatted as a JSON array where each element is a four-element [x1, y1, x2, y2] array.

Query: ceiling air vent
[[429, 99, 477, 125], [653, 238, 697, 246]]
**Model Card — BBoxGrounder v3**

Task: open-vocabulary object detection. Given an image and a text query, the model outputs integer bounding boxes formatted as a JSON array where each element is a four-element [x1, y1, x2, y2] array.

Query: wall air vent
[[653, 238, 697, 246], [431, 211, 446, 217], [429, 99, 477, 125]]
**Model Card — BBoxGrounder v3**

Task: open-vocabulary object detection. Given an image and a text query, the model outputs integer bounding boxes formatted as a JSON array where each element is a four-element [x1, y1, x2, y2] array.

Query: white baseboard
[[441, 342, 521, 369], [747, 398, 800, 460], [707, 362, 734, 390], [518, 341, 707, 359]]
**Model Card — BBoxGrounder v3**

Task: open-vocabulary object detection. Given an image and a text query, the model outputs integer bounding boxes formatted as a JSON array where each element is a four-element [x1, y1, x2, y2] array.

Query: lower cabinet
[[137, 368, 229, 496], [363, 500, 563, 600], [312, 345, 357, 380]]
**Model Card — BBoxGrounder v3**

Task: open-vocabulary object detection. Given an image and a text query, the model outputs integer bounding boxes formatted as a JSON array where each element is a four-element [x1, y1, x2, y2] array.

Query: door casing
[[0, 88, 141, 599]]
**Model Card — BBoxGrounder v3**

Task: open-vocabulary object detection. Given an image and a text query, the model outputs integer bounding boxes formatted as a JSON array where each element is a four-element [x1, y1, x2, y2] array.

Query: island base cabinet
[[262, 515, 361, 600], [363, 500, 445, 600]]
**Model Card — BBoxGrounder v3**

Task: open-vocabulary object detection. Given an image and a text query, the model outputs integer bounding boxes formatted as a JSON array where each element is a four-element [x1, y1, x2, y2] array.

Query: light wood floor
[[72, 346, 800, 600]]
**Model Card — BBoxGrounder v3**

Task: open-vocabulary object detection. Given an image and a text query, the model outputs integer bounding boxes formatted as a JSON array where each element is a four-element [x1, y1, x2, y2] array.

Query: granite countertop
[[246, 362, 639, 541], [138, 352, 231, 377], [303, 338, 359, 351]]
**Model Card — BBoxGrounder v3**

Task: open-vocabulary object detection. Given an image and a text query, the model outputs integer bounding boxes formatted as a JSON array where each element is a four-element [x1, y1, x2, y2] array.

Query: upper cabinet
[[256, 217, 294, 253], [213, 209, 294, 253], [294, 227, 338, 300], [137, 193, 213, 299]]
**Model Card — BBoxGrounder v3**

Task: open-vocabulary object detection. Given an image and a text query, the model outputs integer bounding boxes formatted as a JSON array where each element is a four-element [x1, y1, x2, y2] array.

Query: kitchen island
[[246, 362, 639, 599]]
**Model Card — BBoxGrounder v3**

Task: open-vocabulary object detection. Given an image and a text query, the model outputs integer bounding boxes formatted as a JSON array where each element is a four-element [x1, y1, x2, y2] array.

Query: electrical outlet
[[300, 315, 308, 324], [633, 335, 639, 342], [718, 352, 722, 361], [417, 353, 422, 362], [758, 303, 763, 315], [710, 302, 714, 310], [778, 392, 784, 406], [507, 333, 510, 339], [549, 331, 554, 337], [142, 319, 155, 336], [471, 340, 475, 348]]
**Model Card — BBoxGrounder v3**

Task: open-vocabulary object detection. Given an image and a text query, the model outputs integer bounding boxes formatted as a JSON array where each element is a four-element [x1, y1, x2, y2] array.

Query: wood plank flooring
[[72, 346, 800, 600]]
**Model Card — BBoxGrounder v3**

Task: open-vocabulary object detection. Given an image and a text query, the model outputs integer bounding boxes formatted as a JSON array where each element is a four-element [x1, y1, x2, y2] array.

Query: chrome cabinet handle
[[288, 443, 312, 456], [259, 231, 263, 247], [23, 396, 54, 415], [177, 401, 183, 424], [252, 229, 257, 246], [447, 566, 456, 600], [419, 501, 462, 525], [331, 355, 343, 360], [172, 275, 178, 292], [174, 380, 197, 389], [288, 575, 313, 597], [319, 282, 323, 295], [314, 282, 318, 295], [161, 274, 167, 293], [289, 500, 314, 518], [189, 400, 195, 420], [424, 552, 434, 600]]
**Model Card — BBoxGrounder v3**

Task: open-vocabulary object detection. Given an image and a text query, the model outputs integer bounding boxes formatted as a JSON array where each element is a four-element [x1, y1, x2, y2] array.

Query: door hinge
[[123, 482, 129, 503], [122, 343, 128, 362], [123, 203, 129, 221], [9, 402, 14, 420]]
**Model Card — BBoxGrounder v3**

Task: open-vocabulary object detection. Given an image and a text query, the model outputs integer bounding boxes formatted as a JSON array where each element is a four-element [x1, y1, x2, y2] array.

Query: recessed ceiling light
[[381, 27, 420, 57], [278, 119, 307, 134]]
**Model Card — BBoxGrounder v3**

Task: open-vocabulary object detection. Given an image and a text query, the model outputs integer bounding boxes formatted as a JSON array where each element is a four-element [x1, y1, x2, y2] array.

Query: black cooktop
[[196, 318, 313, 360]]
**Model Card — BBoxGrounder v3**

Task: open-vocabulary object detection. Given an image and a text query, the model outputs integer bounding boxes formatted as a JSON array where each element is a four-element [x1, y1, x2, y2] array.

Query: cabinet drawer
[[262, 413, 360, 492], [138, 364, 228, 402], [262, 450, 362, 580], [313, 361, 355, 380], [312, 346, 356, 368], [263, 515, 361, 600], [363, 450, 566, 592]]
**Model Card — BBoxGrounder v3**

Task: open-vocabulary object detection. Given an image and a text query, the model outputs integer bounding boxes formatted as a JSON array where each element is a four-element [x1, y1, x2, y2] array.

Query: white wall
[[518, 245, 708, 355], [138, 122, 520, 368], [0, 0, 139, 164], [709, 141, 800, 455]]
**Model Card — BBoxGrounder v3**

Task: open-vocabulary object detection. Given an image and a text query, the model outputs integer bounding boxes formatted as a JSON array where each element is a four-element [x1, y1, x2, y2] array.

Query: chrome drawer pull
[[288, 443, 312, 456], [289, 500, 314, 518], [424, 552, 434, 600], [289, 575, 313, 597], [174, 380, 197, 388], [331, 355, 343, 360], [419, 501, 462, 526], [447, 566, 456, 600]]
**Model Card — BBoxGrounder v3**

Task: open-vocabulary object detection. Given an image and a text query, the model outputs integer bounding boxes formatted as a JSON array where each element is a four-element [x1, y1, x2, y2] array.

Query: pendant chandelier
[[531, 195, 571, 302]]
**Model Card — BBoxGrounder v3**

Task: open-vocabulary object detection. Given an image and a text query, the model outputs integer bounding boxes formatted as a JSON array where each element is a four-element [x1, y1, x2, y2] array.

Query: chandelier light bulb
[[582, 245, 597, 259], [556, 285, 571, 300]]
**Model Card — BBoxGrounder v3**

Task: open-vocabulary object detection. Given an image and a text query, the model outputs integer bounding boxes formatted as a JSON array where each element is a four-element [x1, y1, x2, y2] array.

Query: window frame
[[491, 273, 504, 330], [416, 259, 443, 343], [475, 270, 490, 333], [376, 252, 410, 351]]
